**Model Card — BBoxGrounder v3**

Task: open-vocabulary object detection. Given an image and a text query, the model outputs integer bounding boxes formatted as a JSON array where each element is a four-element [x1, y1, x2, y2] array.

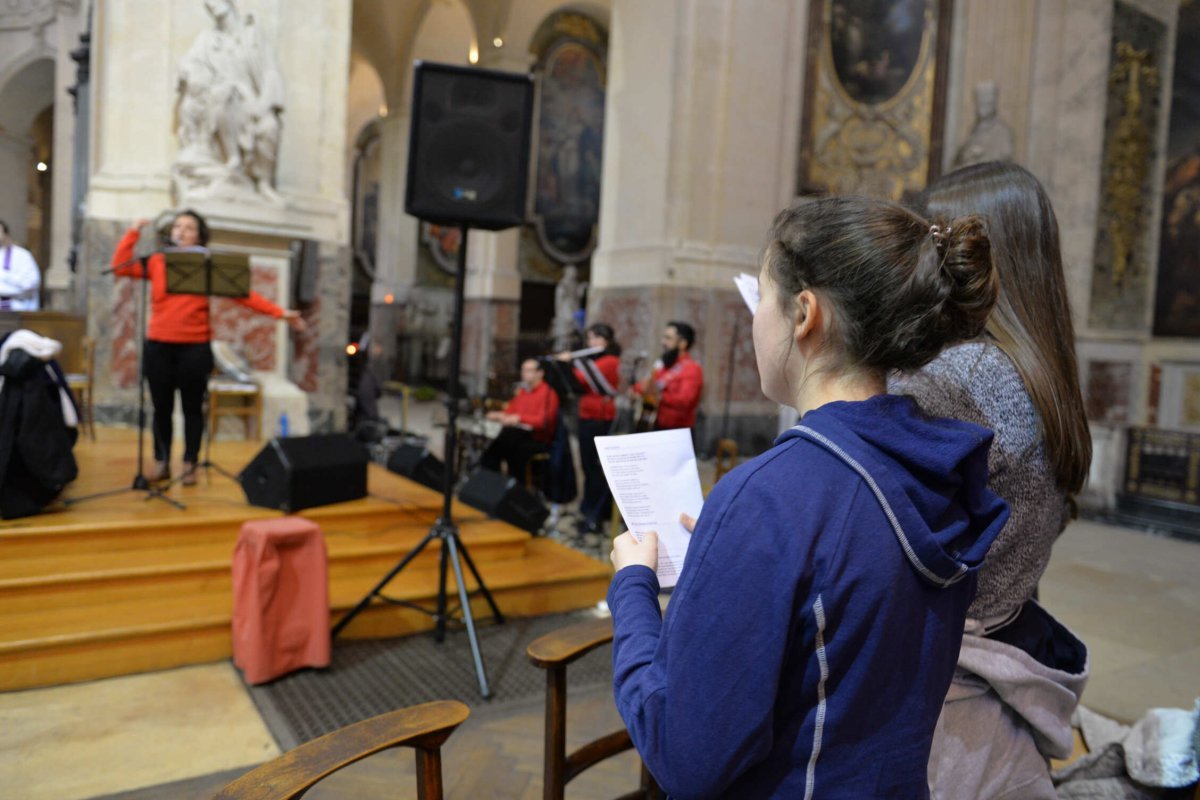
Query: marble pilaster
[[590, 0, 803, 453]]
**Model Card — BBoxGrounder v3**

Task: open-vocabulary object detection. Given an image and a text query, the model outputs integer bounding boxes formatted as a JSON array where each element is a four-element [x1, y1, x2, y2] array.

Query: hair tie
[[930, 224, 950, 251]]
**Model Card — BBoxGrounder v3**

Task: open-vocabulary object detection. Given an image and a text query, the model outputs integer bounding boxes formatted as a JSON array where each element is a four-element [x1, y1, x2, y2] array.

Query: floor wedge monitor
[[458, 467, 548, 534], [239, 434, 368, 512], [385, 443, 446, 493], [404, 60, 534, 231]]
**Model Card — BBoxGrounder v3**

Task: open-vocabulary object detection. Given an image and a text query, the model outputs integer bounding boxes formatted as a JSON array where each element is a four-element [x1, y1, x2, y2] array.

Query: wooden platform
[[0, 429, 611, 691]]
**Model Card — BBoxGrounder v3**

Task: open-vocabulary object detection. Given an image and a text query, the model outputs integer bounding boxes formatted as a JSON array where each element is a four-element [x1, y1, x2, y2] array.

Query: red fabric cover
[[231, 517, 330, 684]]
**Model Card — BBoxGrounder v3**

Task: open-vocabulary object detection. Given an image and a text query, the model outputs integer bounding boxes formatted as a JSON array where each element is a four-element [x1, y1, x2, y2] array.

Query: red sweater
[[648, 351, 704, 430], [505, 380, 559, 443], [573, 353, 621, 422], [111, 228, 286, 343]]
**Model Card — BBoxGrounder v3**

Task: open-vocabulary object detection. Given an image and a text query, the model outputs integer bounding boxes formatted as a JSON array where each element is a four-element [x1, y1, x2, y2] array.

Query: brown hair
[[916, 161, 1091, 495], [766, 196, 997, 374]]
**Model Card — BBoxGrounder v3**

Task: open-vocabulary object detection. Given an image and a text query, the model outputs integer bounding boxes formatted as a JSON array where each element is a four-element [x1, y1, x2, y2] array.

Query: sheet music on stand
[[539, 356, 586, 400], [162, 247, 251, 298]]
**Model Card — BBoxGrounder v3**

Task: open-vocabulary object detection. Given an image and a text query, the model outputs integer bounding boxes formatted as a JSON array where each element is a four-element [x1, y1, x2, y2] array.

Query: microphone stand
[[65, 252, 186, 509]]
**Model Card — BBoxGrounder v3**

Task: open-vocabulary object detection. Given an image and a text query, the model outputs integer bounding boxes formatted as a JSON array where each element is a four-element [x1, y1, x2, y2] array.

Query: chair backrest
[[212, 700, 469, 800], [527, 617, 664, 800], [713, 437, 739, 484]]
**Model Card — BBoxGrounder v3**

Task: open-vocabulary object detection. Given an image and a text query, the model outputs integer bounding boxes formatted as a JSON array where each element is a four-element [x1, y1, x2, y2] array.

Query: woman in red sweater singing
[[559, 322, 622, 535], [112, 210, 305, 485]]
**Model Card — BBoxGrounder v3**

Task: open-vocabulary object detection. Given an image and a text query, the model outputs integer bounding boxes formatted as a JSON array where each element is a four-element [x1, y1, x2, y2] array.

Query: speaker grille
[[405, 61, 534, 231]]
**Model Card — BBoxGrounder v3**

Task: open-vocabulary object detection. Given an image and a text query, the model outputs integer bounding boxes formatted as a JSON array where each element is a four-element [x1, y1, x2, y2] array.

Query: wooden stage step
[[0, 429, 611, 691]]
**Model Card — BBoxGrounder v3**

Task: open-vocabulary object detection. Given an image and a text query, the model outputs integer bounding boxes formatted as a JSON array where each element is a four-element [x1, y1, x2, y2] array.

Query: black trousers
[[577, 417, 611, 527], [481, 426, 547, 483], [143, 340, 214, 464]]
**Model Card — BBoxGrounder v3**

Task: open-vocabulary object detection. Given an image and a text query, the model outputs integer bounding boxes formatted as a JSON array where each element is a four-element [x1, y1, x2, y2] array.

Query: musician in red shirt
[[639, 321, 704, 430], [112, 210, 305, 485], [558, 323, 622, 534], [481, 358, 559, 480]]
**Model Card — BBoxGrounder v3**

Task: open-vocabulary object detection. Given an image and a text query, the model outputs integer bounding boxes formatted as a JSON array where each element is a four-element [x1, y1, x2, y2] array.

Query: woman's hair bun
[[935, 214, 997, 343]]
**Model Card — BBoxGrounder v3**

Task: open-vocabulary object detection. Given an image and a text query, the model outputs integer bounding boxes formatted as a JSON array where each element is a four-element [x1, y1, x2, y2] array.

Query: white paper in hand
[[734, 272, 760, 315], [595, 428, 704, 588]]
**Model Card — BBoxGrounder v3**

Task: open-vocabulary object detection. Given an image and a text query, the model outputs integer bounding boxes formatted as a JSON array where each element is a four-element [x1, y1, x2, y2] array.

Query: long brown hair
[[766, 196, 997, 374], [917, 161, 1091, 494]]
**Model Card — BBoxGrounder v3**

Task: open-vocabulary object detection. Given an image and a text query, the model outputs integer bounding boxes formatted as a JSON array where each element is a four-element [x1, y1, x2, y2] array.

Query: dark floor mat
[[244, 609, 613, 750]]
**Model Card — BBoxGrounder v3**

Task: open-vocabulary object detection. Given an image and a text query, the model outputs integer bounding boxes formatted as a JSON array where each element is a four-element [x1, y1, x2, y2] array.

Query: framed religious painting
[[528, 11, 607, 264], [796, 0, 954, 200]]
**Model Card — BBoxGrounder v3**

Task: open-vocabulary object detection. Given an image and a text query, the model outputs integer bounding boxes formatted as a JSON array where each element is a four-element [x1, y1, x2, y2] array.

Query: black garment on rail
[[0, 341, 79, 518]]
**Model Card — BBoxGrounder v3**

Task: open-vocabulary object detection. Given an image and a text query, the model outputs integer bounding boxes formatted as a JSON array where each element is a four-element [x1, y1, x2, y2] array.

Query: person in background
[[558, 322, 622, 535], [892, 160, 1092, 800], [111, 210, 305, 486], [606, 196, 1009, 798], [637, 321, 703, 431], [481, 358, 559, 482], [0, 220, 42, 311]]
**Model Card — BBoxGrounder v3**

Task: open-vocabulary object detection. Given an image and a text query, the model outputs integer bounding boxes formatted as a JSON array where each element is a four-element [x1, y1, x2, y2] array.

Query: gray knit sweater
[[889, 342, 1070, 620]]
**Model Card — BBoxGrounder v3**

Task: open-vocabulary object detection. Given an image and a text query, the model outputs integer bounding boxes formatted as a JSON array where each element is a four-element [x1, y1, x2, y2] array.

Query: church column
[[590, 0, 802, 453], [44, 8, 84, 309], [367, 110, 419, 389]]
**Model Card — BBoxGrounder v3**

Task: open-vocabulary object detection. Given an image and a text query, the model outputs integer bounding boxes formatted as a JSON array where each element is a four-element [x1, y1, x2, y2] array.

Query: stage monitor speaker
[[386, 443, 446, 493], [238, 434, 368, 513], [404, 60, 534, 231], [458, 467, 549, 534]]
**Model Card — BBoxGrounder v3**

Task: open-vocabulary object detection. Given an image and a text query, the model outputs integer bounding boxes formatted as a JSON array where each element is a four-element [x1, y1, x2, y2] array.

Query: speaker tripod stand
[[332, 225, 503, 698]]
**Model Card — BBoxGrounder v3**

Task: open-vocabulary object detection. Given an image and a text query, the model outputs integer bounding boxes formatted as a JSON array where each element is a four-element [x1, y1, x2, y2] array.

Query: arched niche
[[0, 56, 55, 250]]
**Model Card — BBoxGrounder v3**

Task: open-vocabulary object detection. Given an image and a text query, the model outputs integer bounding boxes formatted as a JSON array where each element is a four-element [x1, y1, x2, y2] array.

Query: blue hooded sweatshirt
[[607, 394, 1009, 799]]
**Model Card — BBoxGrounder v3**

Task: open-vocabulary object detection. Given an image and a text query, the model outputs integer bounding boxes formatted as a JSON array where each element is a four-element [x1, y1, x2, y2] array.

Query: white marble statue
[[173, 0, 285, 203], [551, 265, 587, 351], [953, 81, 1015, 169]]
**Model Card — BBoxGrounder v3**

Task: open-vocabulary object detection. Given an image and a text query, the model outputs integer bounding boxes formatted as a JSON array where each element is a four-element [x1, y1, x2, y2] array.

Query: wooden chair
[[713, 438, 738, 484], [525, 451, 550, 492], [212, 700, 469, 800], [208, 377, 263, 440], [527, 617, 664, 800], [65, 336, 95, 441]]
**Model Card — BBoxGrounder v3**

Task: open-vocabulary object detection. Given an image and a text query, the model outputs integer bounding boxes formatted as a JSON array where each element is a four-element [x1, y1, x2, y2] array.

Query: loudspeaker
[[405, 61, 535, 231], [458, 467, 549, 534], [386, 443, 446, 492], [238, 434, 368, 512]]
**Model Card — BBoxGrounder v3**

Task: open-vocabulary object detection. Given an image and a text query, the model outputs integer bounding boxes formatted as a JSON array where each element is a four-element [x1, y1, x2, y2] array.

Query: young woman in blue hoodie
[[606, 196, 1011, 799]]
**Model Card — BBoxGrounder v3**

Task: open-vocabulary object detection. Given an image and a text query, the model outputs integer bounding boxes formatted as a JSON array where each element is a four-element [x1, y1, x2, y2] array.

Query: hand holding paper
[[596, 428, 704, 588]]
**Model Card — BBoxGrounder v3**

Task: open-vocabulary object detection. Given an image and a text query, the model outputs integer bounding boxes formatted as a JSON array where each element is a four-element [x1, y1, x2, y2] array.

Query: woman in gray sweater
[[891, 161, 1093, 799]]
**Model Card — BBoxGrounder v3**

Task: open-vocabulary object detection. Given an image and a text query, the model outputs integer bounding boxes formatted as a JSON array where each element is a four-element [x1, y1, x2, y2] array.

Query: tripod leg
[[145, 487, 187, 511], [454, 534, 505, 625], [447, 534, 492, 699], [332, 527, 437, 639], [435, 527, 450, 643]]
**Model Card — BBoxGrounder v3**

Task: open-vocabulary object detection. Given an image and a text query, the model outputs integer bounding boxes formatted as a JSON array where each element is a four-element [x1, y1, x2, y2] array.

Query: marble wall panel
[[1085, 359, 1135, 423]]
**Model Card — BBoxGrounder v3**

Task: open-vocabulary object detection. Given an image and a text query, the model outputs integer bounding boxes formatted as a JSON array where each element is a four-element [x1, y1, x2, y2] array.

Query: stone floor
[[2, 403, 1197, 799]]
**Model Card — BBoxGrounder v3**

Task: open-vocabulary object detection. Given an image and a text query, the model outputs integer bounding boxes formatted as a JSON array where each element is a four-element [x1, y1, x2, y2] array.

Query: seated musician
[[480, 358, 559, 481]]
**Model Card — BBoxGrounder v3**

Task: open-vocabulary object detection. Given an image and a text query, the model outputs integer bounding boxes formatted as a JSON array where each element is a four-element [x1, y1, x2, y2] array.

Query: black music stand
[[332, 225, 504, 699], [539, 357, 585, 402], [158, 250, 252, 489]]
